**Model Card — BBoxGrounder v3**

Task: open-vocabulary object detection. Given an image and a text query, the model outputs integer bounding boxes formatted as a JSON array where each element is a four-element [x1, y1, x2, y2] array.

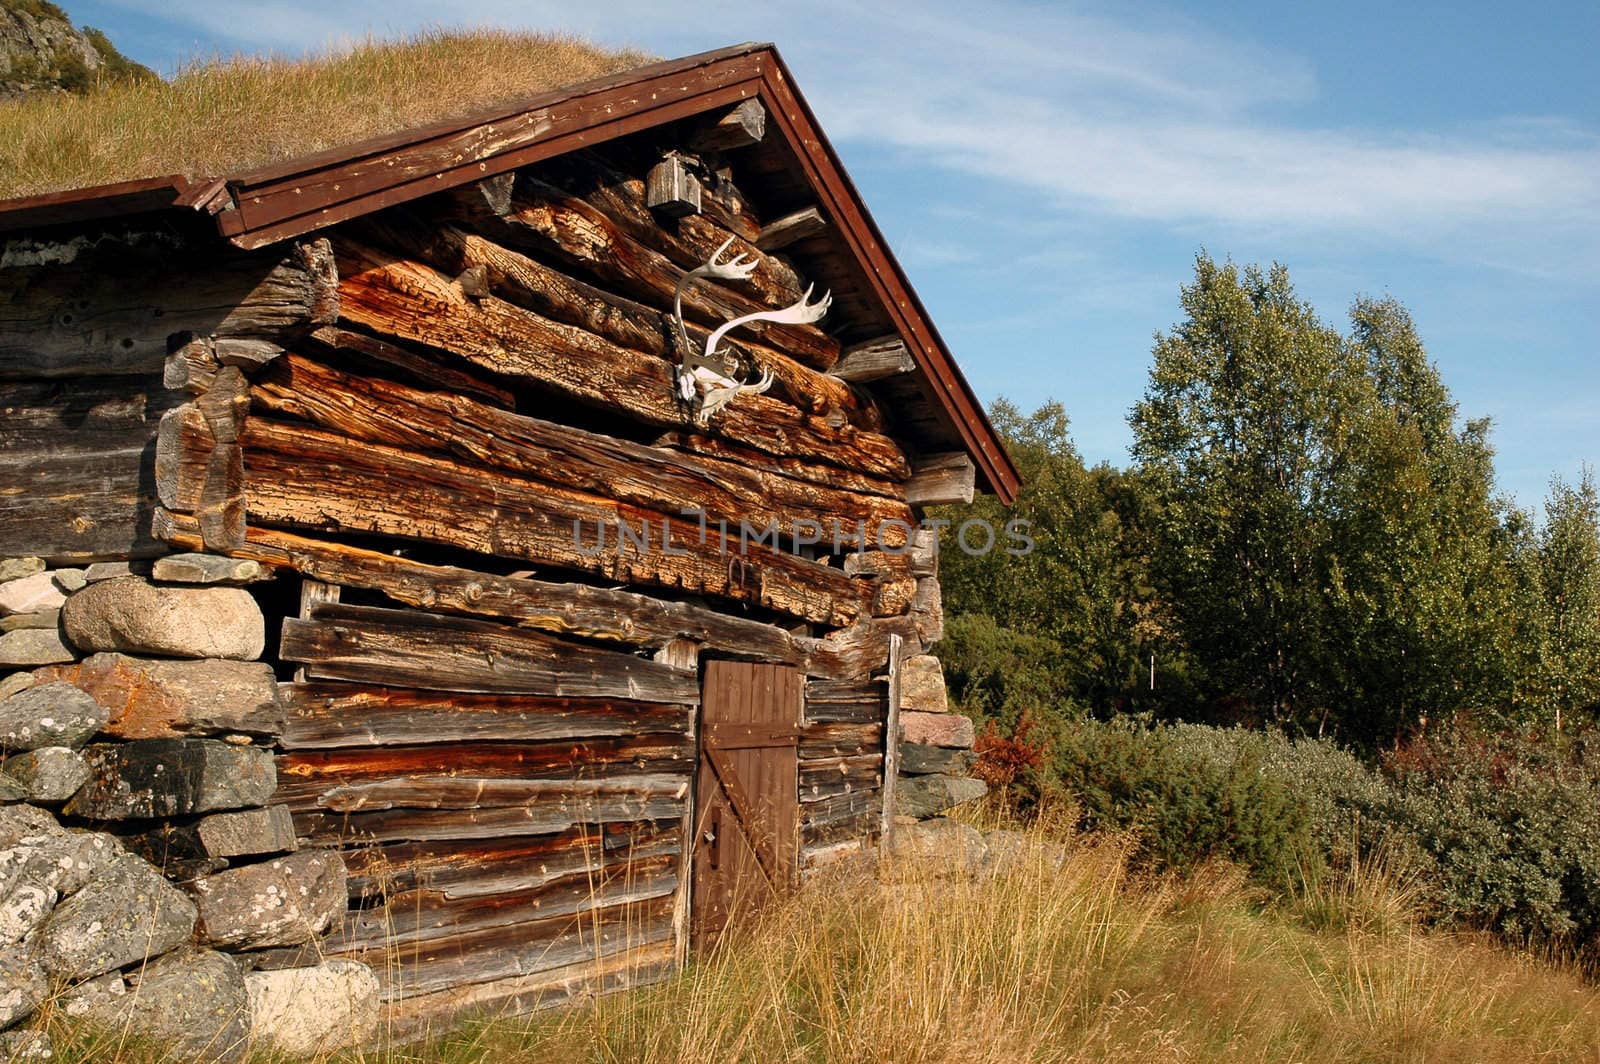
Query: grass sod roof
[[0, 29, 654, 200]]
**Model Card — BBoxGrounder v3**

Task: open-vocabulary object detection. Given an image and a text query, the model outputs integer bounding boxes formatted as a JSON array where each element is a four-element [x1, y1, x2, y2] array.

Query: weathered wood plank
[[689, 99, 766, 152], [251, 353, 912, 547], [359, 212, 878, 430], [798, 753, 882, 803], [293, 798, 690, 845], [798, 722, 882, 759], [294, 773, 689, 815], [332, 238, 903, 479], [830, 336, 916, 384], [0, 374, 182, 559], [242, 418, 869, 626], [381, 938, 676, 1040], [466, 176, 840, 369], [279, 602, 701, 701], [906, 452, 976, 507], [307, 325, 518, 408], [333, 894, 677, 998], [653, 431, 905, 500], [281, 683, 690, 749], [343, 821, 681, 901], [333, 853, 678, 952], [542, 153, 806, 314], [0, 238, 337, 379], [644, 155, 701, 217], [757, 207, 828, 252], [276, 738, 693, 806]]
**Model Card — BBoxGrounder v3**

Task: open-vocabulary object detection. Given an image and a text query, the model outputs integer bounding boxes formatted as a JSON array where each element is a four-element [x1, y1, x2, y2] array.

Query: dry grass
[[34, 815, 1600, 1063], [0, 29, 653, 201]]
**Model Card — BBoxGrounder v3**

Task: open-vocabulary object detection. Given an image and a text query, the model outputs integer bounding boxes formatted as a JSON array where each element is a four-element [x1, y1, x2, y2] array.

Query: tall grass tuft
[[0, 29, 652, 200]]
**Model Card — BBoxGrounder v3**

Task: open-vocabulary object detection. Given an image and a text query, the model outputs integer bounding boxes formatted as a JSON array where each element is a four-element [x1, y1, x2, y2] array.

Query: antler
[[703, 284, 833, 361], [672, 236, 758, 354]]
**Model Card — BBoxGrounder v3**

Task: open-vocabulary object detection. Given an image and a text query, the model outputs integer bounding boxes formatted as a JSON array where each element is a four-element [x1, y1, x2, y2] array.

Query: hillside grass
[[0, 29, 652, 201], [35, 812, 1600, 1064]]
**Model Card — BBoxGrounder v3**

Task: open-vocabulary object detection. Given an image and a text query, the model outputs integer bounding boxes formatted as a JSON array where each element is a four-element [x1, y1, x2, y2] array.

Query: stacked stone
[[893, 655, 986, 820], [0, 553, 376, 1059]]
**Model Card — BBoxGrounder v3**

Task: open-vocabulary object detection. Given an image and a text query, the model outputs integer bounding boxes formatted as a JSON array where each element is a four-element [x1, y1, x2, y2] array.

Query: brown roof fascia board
[[0, 174, 215, 233], [753, 51, 1020, 503], [220, 45, 770, 249]]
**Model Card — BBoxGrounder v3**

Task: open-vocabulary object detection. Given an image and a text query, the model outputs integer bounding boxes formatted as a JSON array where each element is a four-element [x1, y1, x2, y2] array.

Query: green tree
[[937, 400, 1187, 734], [1522, 472, 1600, 727], [1129, 255, 1517, 742]]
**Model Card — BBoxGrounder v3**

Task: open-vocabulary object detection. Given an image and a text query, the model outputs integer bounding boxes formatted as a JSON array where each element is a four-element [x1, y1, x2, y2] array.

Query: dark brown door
[[691, 661, 801, 949]]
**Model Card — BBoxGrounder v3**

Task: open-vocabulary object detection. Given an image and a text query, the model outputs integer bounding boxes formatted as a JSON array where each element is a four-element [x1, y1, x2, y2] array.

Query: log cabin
[[0, 41, 1019, 1031]]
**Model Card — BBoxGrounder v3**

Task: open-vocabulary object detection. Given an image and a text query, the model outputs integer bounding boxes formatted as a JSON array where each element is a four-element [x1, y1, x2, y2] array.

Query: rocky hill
[[0, 0, 152, 99]]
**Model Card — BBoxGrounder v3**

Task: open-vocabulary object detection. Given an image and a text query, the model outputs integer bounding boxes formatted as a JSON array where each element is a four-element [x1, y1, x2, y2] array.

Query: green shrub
[[1382, 723, 1600, 947], [1052, 719, 1314, 889]]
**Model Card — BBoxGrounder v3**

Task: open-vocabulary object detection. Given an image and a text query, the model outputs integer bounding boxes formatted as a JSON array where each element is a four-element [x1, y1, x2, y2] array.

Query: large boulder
[[189, 850, 346, 950], [65, 739, 276, 819], [61, 577, 264, 660], [37, 851, 197, 980], [79, 950, 250, 1062], [0, 682, 106, 751], [33, 653, 283, 740], [246, 960, 379, 1055], [893, 773, 987, 819], [0, 827, 119, 904]]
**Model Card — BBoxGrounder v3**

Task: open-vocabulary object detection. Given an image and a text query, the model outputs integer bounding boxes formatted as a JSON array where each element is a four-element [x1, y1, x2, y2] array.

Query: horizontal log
[[362, 211, 879, 430], [906, 452, 977, 507], [805, 677, 887, 724], [757, 208, 828, 253], [382, 938, 676, 1038], [244, 418, 868, 625], [0, 374, 182, 559], [333, 853, 677, 952], [546, 153, 805, 313], [690, 98, 766, 152], [830, 336, 916, 384], [307, 325, 518, 408], [801, 790, 881, 847], [798, 722, 882, 759], [306, 773, 688, 815], [251, 352, 911, 546], [332, 238, 903, 479], [276, 743, 692, 813], [653, 431, 905, 500], [293, 799, 689, 846], [281, 683, 690, 749], [799, 753, 883, 803], [333, 894, 677, 998], [344, 821, 681, 901], [469, 178, 839, 369], [0, 237, 336, 379], [279, 601, 700, 701]]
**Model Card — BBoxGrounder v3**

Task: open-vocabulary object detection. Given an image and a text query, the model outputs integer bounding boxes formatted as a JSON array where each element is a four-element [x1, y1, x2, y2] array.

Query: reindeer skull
[[672, 237, 832, 422]]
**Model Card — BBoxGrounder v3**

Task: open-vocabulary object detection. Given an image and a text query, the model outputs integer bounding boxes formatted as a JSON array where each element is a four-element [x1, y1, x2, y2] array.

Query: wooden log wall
[[6, 108, 952, 1023]]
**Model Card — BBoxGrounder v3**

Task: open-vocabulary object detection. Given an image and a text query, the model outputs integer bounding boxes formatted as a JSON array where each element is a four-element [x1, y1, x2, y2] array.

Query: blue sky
[[69, 0, 1599, 510]]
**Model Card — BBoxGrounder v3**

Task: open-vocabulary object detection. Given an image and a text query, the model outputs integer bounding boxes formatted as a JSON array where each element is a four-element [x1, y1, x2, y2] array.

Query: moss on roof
[[0, 29, 653, 201]]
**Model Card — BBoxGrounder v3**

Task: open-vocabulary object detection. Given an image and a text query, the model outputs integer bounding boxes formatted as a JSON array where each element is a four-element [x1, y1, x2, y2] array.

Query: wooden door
[[691, 661, 802, 949]]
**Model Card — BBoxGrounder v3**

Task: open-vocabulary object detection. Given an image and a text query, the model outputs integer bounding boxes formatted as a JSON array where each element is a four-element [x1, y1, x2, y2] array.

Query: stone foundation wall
[[893, 654, 986, 822], [0, 553, 375, 1060]]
